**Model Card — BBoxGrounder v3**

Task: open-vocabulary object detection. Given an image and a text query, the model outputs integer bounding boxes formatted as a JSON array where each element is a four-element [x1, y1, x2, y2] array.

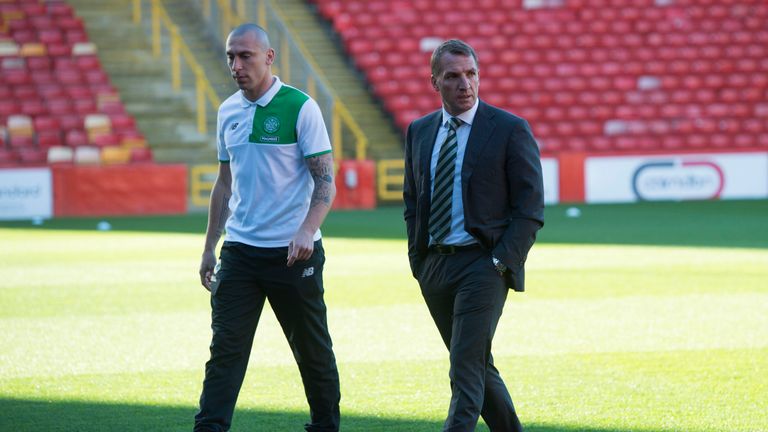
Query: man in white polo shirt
[[194, 23, 340, 432]]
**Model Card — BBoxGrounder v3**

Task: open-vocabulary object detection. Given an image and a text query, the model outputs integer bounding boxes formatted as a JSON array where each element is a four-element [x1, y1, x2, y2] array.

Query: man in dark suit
[[403, 39, 544, 431]]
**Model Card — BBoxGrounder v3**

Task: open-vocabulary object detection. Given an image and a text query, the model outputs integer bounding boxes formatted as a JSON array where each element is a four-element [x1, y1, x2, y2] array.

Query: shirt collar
[[239, 76, 282, 108], [441, 98, 479, 128]]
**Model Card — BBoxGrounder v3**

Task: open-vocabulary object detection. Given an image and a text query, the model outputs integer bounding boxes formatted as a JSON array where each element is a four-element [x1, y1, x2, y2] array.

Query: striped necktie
[[429, 117, 462, 243]]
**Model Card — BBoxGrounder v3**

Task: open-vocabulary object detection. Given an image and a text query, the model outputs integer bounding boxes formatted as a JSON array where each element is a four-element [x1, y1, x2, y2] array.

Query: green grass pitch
[[1, 200, 767, 431]]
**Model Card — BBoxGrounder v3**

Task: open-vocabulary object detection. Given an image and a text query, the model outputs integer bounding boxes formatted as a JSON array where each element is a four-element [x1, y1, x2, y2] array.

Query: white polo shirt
[[217, 76, 332, 247]]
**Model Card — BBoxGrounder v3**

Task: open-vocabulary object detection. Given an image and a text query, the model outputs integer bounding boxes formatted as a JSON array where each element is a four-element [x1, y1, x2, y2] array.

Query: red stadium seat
[[20, 100, 47, 116], [0, 100, 21, 117], [13, 85, 37, 98], [9, 135, 35, 148], [16, 147, 47, 165], [10, 29, 36, 45], [74, 54, 100, 69], [65, 30, 89, 44], [74, 98, 97, 115], [91, 133, 120, 147], [33, 115, 60, 131], [46, 42, 71, 57], [21, 3, 46, 16], [37, 83, 65, 98], [47, 2, 74, 17], [37, 29, 64, 44], [58, 114, 83, 132], [99, 100, 126, 115], [109, 114, 136, 132], [0, 148, 19, 165], [56, 17, 84, 32], [84, 69, 109, 85], [54, 56, 77, 70], [26, 55, 51, 69], [130, 146, 153, 163], [65, 129, 88, 147], [36, 130, 64, 148], [3, 68, 31, 85], [56, 68, 83, 85], [46, 98, 73, 116], [64, 85, 92, 99]]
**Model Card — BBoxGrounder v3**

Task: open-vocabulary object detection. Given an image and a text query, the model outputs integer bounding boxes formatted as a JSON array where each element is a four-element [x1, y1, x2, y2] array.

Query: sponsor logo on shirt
[[259, 136, 279, 143]]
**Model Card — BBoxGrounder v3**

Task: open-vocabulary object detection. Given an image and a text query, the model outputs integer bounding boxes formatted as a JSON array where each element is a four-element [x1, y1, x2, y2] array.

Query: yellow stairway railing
[[132, 0, 221, 135]]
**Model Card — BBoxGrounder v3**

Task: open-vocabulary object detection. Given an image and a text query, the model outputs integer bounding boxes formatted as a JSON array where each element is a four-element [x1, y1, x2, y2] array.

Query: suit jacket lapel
[[419, 111, 443, 192], [462, 101, 495, 184]]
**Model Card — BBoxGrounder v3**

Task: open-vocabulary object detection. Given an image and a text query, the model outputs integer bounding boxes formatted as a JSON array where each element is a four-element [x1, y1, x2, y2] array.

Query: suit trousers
[[194, 240, 340, 432], [418, 246, 522, 432]]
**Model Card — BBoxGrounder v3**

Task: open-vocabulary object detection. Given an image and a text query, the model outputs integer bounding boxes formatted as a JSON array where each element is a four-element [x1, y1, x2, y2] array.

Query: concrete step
[[110, 79, 180, 100], [272, 0, 403, 160], [125, 101, 195, 118], [134, 118, 209, 144], [152, 146, 216, 164]]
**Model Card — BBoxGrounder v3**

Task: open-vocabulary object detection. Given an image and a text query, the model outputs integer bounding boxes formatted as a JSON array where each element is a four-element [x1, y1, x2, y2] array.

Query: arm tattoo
[[307, 154, 334, 207]]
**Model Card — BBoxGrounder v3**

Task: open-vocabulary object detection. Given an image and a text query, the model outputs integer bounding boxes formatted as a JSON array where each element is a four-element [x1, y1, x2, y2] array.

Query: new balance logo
[[301, 267, 315, 278], [230, 122, 239, 130]]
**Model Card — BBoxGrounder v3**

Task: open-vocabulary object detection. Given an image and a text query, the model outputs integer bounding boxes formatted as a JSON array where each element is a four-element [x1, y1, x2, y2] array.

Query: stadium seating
[[313, 0, 768, 154], [0, 0, 150, 166]]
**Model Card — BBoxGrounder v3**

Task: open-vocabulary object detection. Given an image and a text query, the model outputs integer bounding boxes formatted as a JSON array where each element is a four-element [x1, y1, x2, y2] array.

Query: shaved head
[[226, 23, 275, 101], [228, 23, 271, 49]]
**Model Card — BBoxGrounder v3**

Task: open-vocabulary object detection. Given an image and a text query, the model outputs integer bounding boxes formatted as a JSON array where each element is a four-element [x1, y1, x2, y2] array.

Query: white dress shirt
[[429, 99, 479, 246]]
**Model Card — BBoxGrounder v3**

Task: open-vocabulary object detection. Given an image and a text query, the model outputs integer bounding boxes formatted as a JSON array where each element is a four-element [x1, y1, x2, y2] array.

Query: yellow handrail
[[265, 0, 368, 160], [132, 0, 141, 25], [197, 0, 245, 43], [335, 102, 368, 161], [134, 0, 221, 135]]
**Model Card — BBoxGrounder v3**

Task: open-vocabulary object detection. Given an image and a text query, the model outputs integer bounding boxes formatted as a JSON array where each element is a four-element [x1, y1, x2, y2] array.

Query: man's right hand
[[199, 250, 217, 291]]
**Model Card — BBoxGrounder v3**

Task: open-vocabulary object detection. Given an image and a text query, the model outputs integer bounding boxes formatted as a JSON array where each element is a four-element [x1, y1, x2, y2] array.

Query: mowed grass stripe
[[3, 233, 768, 317], [3, 291, 766, 378], [1, 348, 765, 432]]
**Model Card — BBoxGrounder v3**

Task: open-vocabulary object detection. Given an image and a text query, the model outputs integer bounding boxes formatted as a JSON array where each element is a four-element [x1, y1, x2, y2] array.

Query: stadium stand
[[312, 0, 768, 154], [0, 0, 150, 167]]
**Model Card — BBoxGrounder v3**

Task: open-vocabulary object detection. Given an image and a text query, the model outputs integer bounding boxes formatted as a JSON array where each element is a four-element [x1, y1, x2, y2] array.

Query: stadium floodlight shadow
[[0, 397, 718, 432]]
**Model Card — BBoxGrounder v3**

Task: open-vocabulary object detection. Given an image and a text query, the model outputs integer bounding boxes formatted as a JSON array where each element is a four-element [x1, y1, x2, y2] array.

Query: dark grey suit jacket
[[403, 100, 545, 292]]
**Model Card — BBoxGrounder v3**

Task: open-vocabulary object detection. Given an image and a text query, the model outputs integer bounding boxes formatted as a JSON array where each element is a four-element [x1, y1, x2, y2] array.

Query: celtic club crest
[[263, 116, 280, 134]]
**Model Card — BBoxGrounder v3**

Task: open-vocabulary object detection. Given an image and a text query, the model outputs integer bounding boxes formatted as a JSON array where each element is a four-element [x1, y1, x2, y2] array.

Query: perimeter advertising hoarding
[[0, 168, 53, 220], [541, 157, 559, 205], [585, 152, 768, 203]]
